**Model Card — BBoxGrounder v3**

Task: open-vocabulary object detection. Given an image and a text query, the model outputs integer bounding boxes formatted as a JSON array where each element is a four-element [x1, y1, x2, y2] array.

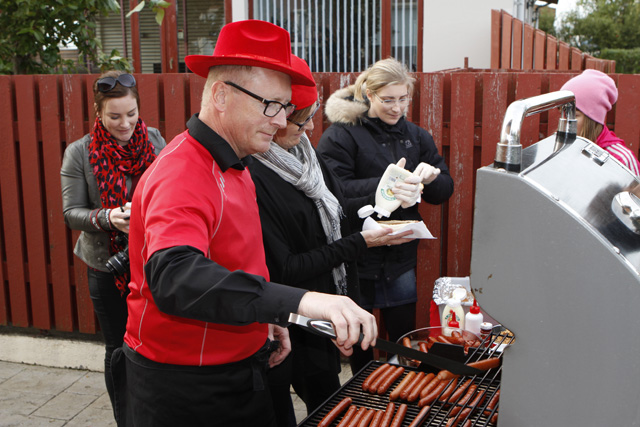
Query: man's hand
[[296, 292, 377, 356], [267, 324, 291, 368]]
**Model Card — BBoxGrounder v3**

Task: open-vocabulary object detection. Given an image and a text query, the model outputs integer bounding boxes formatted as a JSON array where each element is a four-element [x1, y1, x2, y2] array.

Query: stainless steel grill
[[471, 91, 640, 426]]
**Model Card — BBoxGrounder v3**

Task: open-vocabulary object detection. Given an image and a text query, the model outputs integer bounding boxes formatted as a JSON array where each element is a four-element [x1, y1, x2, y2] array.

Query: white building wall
[[422, 0, 513, 72]]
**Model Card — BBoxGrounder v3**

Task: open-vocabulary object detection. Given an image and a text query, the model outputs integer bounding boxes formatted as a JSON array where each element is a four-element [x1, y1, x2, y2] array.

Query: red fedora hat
[[290, 55, 318, 110], [185, 20, 315, 86]]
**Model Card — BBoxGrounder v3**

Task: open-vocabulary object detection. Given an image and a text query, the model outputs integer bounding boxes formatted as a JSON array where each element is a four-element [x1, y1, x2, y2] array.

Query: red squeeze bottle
[[448, 310, 459, 328]]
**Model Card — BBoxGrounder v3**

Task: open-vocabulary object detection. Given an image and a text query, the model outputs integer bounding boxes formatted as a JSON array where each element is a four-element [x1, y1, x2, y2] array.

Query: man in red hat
[[114, 20, 378, 426]]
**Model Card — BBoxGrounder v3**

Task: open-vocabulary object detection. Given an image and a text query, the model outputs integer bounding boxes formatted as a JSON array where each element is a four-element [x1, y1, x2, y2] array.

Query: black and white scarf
[[253, 134, 348, 295]]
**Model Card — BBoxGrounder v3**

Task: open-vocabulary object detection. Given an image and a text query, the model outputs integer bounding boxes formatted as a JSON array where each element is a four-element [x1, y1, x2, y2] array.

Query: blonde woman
[[317, 57, 454, 372]]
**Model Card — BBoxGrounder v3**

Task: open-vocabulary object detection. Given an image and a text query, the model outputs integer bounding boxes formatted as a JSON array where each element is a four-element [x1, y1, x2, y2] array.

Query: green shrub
[[600, 48, 640, 74]]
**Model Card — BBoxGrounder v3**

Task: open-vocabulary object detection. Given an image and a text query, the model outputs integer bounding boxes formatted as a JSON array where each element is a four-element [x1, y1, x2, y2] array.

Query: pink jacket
[[596, 127, 640, 176]]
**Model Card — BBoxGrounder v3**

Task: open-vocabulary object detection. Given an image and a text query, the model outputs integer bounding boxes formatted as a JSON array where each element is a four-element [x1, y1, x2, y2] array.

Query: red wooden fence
[[1, 70, 639, 336], [491, 9, 616, 72]]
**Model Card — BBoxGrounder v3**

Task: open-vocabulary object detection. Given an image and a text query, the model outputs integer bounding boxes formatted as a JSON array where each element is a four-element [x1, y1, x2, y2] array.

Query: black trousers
[[112, 343, 277, 427], [87, 267, 128, 415]]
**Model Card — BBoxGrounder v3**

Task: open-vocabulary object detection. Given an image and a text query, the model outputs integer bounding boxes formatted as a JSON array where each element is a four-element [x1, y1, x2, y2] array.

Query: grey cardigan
[[60, 127, 165, 271]]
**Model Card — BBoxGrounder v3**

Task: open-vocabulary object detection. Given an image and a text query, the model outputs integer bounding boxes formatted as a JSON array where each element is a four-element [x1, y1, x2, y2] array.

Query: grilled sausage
[[318, 397, 353, 427], [446, 408, 472, 427], [418, 374, 440, 399], [369, 365, 398, 394], [400, 371, 426, 401], [379, 402, 395, 427], [377, 366, 405, 395], [369, 409, 384, 427], [389, 371, 416, 401], [346, 407, 367, 427], [490, 412, 499, 424], [469, 357, 501, 371], [467, 388, 487, 410], [482, 390, 500, 416], [409, 372, 436, 402], [362, 364, 391, 392], [449, 378, 473, 403], [407, 405, 431, 427], [437, 357, 502, 382], [418, 379, 447, 407], [448, 331, 465, 345], [357, 408, 376, 427], [437, 335, 454, 344], [438, 378, 459, 402], [402, 336, 412, 348], [448, 384, 477, 417], [418, 341, 429, 353], [389, 403, 407, 427], [336, 406, 357, 427]]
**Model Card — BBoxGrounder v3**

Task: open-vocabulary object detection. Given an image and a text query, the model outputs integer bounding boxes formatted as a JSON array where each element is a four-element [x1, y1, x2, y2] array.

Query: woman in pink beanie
[[561, 69, 640, 176]]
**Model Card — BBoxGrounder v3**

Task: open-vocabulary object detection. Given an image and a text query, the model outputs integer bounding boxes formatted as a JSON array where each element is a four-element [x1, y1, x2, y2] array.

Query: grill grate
[[297, 330, 512, 427]]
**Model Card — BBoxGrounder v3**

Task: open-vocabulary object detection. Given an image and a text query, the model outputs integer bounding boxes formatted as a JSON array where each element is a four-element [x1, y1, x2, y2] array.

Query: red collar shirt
[[124, 115, 306, 366]]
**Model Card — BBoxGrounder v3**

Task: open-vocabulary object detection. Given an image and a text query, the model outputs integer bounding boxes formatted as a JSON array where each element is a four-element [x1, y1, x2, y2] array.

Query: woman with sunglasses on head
[[316, 57, 454, 373], [60, 70, 165, 415], [249, 56, 419, 426]]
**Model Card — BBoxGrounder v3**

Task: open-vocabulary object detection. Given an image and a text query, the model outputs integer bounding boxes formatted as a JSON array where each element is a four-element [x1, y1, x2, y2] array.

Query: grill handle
[[495, 90, 577, 172]]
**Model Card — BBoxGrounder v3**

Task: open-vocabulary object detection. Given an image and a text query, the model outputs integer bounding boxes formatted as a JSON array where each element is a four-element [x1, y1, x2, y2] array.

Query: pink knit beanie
[[560, 69, 618, 125]]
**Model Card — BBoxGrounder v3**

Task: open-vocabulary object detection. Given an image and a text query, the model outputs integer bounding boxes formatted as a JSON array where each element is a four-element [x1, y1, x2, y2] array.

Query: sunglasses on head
[[96, 74, 137, 93]]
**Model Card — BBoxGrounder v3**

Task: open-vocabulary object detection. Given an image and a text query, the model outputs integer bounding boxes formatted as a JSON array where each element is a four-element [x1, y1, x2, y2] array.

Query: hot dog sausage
[[379, 402, 395, 427], [482, 389, 500, 416], [418, 379, 447, 407], [336, 405, 357, 427], [438, 378, 459, 402], [369, 409, 384, 427], [389, 403, 407, 427], [357, 408, 376, 427], [437, 357, 502, 382], [346, 407, 366, 427], [408, 372, 435, 402], [402, 336, 412, 348], [418, 341, 429, 353], [318, 396, 353, 427], [362, 364, 391, 392], [449, 378, 473, 403], [377, 366, 405, 395], [400, 371, 425, 401], [418, 374, 439, 399], [369, 364, 395, 394], [469, 357, 501, 371], [389, 371, 416, 401], [446, 408, 471, 427], [407, 405, 431, 427], [448, 384, 477, 417], [437, 335, 454, 344]]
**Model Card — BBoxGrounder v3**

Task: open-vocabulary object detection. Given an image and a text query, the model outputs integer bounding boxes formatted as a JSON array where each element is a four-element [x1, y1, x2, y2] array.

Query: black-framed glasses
[[287, 102, 321, 131], [224, 81, 296, 118], [96, 74, 137, 93]]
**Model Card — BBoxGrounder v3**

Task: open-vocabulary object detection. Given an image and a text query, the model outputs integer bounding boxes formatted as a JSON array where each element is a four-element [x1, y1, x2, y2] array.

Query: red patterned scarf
[[88, 117, 156, 293]]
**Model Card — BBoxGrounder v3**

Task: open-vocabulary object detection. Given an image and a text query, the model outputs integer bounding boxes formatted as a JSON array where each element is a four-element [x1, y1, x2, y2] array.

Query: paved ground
[[0, 359, 352, 426]]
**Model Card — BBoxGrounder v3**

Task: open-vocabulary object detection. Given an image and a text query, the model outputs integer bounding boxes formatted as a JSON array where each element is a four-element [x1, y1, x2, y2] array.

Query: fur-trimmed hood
[[323, 85, 369, 126]]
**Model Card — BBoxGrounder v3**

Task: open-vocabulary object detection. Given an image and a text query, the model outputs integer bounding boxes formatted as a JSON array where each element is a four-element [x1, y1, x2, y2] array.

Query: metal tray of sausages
[[297, 331, 511, 426]]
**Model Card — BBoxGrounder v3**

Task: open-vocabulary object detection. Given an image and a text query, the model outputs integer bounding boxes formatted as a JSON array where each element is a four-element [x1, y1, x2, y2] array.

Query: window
[[252, 0, 418, 72]]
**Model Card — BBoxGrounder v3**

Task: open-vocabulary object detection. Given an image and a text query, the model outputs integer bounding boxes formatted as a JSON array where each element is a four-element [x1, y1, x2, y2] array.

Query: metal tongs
[[288, 313, 483, 376]]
